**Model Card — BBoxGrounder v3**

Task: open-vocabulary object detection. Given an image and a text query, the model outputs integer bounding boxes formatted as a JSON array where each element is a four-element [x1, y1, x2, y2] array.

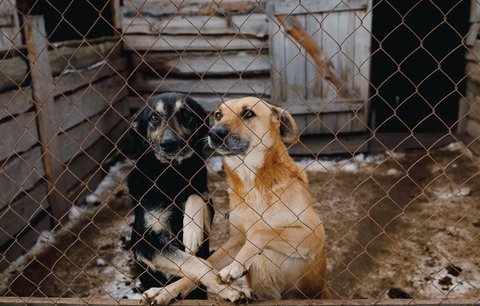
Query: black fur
[[128, 93, 212, 299]]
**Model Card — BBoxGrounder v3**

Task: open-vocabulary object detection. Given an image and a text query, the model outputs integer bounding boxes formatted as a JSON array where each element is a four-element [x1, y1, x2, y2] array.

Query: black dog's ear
[[118, 109, 149, 159], [271, 106, 299, 145]]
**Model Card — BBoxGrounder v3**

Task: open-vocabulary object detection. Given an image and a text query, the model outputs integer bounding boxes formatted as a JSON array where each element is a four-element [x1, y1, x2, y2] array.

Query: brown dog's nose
[[208, 126, 228, 146]]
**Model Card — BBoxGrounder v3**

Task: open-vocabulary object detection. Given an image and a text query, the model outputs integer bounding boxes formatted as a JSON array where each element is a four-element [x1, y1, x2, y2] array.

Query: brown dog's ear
[[271, 106, 299, 145]]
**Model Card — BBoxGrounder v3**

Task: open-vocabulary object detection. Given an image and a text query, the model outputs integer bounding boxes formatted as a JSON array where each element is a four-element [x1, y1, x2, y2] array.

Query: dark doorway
[[20, 0, 114, 42], [370, 0, 470, 133]]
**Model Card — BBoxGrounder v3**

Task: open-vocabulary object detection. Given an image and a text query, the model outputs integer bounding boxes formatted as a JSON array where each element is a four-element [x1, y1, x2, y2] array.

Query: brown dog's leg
[[218, 226, 324, 283]]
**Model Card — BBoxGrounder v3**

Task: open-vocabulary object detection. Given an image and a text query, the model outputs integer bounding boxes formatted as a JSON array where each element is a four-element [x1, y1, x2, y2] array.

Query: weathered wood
[[276, 14, 354, 99], [53, 73, 128, 131], [111, 0, 122, 30], [0, 146, 46, 209], [465, 39, 480, 62], [353, 4, 373, 101], [48, 41, 121, 77], [0, 55, 29, 92], [0, 208, 50, 271], [467, 115, 480, 137], [65, 118, 131, 203], [268, 1, 287, 103], [0, 0, 21, 50], [0, 87, 33, 120], [123, 14, 269, 37], [54, 57, 127, 96], [55, 97, 130, 163], [470, 0, 480, 22], [283, 14, 307, 102], [0, 112, 39, 162], [274, 0, 369, 15], [0, 182, 49, 247], [123, 34, 268, 51], [291, 134, 369, 155], [133, 75, 271, 95], [132, 51, 270, 77], [123, 0, 264, 17], [465, 23, 480, 47], [25, 16, 68, 222]]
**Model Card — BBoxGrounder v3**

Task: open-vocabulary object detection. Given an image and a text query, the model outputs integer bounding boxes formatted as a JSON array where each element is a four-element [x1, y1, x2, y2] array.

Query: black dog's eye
[[150, 114, 160, 123], [214, 112, 222, 121], [243, 109, 255, 119]]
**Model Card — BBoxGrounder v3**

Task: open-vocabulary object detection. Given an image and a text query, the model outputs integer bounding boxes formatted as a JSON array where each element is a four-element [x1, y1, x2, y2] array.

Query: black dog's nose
[[159, 138, 178, 152], [208, 127, 228, 145]]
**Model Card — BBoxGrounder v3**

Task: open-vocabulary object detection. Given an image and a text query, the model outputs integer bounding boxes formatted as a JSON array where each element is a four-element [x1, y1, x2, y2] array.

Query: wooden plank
[[123, 34, 268, 51], [0, 182, 49, 247], [122, 14, 269, 37], [53, 73, 128, 131], [274, 0, 369, 15], [122, 0, 264, 17], [0, 146, 46, 209], [0, 209, 50, 271], [284, 100, 364, 114], [25, 16, 68, 223], [0, 55, 29, 92], [305, 14, 323, 101], [0, 112, 39, 162], [48, 41, 121, 77], [466, 116, 480, 137], [132, 51, 270, 77], [56, 97, 130, 163], [353, 3, 372, 101], [111, 0, 122, 30], [133, 75, 271, 95], [465, 23, 480, 47], [284, 14, 307, 103], [470, 0, 480, 22], [53, 57, 127, 96], [0, 0, 21, 50], [268, 1, 286, 103], [65, 119, 131, 203], [0, 87, 33, 120], [289, 133, 369, 155], [1, 296, 480, 306]]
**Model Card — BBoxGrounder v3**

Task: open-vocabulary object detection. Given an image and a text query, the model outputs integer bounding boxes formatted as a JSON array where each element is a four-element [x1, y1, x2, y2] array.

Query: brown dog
[[142, 97, 328, 304]]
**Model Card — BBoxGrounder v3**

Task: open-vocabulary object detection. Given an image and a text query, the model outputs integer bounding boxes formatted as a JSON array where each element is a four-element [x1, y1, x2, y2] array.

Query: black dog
[[128, 93, 213, 300]]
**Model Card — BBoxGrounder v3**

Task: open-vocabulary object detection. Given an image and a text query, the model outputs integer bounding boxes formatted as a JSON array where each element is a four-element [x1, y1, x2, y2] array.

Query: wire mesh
[[0, 0, 479, 304]]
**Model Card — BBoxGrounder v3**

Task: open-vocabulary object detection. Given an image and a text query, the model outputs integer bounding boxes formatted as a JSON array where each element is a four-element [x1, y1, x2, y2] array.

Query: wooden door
[[269, 0, 373, 139]]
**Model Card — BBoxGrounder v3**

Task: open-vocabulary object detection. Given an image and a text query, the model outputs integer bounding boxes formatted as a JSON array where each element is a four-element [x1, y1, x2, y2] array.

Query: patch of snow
[[96, 258, 107, 267], [434, 186, 471, 200], [85, 159, 133, 205], [386, 150, 406, 160], [387, 168, 402, 176], [441, 141, 473, 157]]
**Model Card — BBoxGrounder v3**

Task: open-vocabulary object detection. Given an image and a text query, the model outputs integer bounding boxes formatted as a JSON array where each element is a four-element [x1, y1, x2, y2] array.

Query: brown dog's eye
[[243, 109, 255, 119], [150, 114, 160, 123], [214, 112, 222, 121]]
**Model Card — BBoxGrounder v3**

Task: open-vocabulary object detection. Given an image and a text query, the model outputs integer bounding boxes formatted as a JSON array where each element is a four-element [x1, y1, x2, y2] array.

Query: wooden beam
[[0, 146, 46, 209], [132, 51, 270, 77], [122, 14, 269, 38], [133, 75, 271, 95], [274, 0, 369, 15], [25, 15, 69, 223], [123, 34, 268, 51], [0, 87, 33, 120], [0, 112, 39, 161], [0, 55, 29, 92]]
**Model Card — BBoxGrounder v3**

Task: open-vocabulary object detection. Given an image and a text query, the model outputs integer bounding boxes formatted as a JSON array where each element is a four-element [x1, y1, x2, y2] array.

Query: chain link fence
[[1, 0, 480, 304]]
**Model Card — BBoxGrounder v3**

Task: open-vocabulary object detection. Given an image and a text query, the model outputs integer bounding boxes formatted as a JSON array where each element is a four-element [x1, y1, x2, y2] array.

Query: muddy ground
[[1, 143, 479, 301]]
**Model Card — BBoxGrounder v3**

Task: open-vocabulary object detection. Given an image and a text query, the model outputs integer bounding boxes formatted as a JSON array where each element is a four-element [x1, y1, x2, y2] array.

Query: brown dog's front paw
[[141, 287, 177, 305], [218, 263, 248, 283]]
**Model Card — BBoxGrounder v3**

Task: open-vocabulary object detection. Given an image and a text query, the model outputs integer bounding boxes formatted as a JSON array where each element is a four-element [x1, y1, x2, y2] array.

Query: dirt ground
[[1, 142, 479, 301]]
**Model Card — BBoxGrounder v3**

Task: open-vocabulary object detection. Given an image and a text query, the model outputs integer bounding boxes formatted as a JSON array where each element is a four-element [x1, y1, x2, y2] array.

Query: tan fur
[[144, 97, 329, 304]]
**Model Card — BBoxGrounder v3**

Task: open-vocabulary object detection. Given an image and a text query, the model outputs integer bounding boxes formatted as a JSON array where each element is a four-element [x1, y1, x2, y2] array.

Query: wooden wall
[[0, 15, 129, 270], [121, 0, 270, 112]]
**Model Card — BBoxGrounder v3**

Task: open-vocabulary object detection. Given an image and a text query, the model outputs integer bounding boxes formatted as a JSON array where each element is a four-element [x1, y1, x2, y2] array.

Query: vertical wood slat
[[25, 16, 69, 223]]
